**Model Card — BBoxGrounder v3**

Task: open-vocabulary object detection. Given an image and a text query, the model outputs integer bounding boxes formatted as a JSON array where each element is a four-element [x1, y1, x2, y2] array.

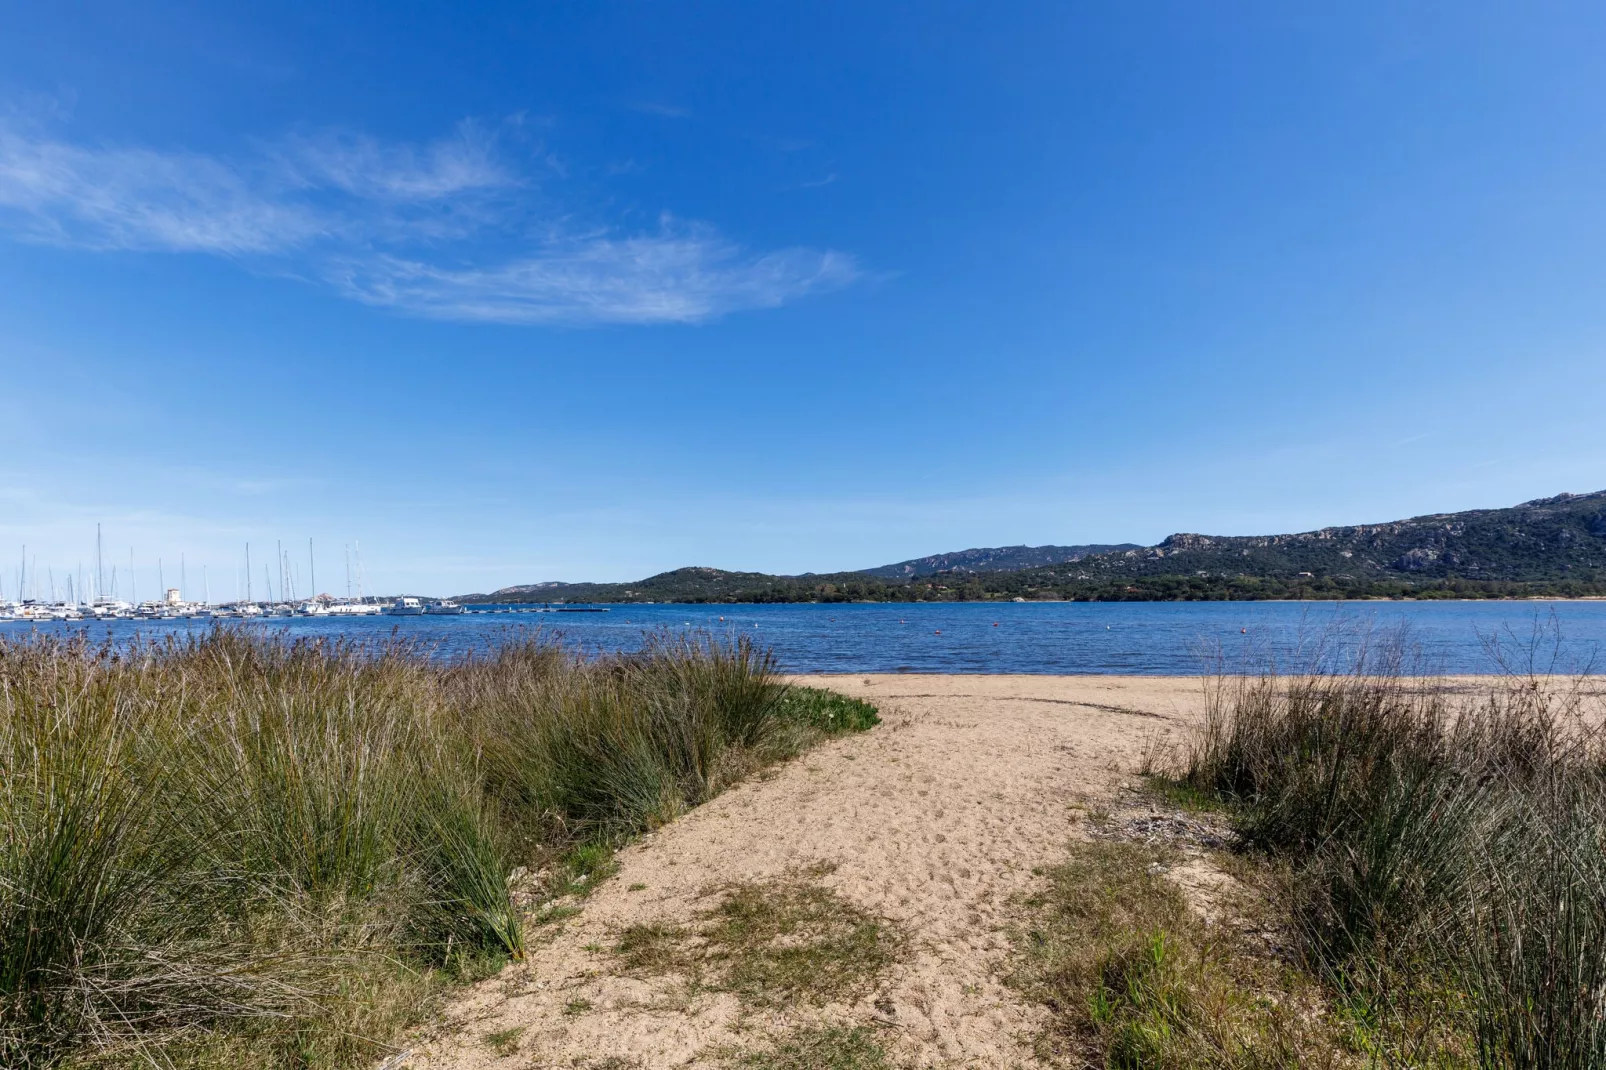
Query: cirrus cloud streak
[[0, 119, 859, 325]]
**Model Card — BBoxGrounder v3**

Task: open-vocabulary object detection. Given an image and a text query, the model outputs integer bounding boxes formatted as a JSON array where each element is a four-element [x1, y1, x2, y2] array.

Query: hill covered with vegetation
[[859, 543, 1140, 579], [459, 491, 1606, 603]]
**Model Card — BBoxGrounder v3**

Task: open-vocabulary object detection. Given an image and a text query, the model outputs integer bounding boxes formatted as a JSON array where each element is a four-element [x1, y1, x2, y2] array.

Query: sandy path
[[403, 675, 1211, 1069]]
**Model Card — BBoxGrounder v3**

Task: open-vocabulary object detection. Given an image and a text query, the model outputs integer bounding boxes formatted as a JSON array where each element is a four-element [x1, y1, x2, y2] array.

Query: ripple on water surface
[[6, 600, 1604, 675]]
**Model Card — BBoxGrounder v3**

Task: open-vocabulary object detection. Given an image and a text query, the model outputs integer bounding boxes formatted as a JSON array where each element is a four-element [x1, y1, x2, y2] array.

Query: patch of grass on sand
[[483, 1026, 524, 1057], [615, 921, 690, 974], [725, 1025, 893, 1069], [613, 869, 902, 1007], [1013, 840, 1350, 1069], [772, 688, 881, 734], [1140, 775, 1227, 814], [709, 877, 898, 1006], [557, 838, 621, 897]]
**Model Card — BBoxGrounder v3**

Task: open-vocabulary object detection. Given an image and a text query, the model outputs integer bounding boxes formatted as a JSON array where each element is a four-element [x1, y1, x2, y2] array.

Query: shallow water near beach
[[6, 600, 1604, 674]]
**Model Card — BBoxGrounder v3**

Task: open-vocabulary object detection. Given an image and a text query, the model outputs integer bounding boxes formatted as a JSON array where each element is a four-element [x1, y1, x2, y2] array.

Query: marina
[[0, 528, 498, 624], [0, 594, 572, 622]]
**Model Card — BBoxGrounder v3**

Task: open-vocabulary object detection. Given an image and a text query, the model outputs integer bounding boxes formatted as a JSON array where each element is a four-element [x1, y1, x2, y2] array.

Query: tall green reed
[[0, 626, 838, 1068], [1182, 637, 1606, 1067]]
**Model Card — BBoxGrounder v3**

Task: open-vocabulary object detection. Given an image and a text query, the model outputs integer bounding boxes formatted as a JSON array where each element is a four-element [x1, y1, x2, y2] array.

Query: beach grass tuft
[[1172, 638, 1606, 1067], [0, 629, 874, 1069]]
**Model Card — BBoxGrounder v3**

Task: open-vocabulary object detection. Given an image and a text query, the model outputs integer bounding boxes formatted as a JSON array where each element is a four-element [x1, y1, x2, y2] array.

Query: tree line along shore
[[462, 567, 1606, 605]]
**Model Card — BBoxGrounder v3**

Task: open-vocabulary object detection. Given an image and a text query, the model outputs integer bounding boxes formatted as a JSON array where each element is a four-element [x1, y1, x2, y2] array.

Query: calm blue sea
[[4, 601, 1604, 675]]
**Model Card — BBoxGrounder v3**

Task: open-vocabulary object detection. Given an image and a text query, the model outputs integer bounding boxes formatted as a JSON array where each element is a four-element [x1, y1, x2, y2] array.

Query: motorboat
[[387, 597, 425, 616], [424, 599, 464, 615], [327, 600, 384, 616]]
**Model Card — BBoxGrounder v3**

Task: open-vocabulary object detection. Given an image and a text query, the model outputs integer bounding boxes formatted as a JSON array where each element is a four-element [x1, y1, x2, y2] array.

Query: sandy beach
[[400, 675, 1219, 1069]]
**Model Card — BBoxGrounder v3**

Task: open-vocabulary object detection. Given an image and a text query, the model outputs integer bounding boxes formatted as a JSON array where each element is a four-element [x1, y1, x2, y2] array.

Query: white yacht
[[327, 600, 384, 616], [387, 597, 425, 616], [84, 599, 135, 619], [424, 599, 464, 615]]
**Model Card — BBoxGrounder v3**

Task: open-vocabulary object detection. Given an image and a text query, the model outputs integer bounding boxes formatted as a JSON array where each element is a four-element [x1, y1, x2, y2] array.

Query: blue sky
[[3, 2, 1605, 598]]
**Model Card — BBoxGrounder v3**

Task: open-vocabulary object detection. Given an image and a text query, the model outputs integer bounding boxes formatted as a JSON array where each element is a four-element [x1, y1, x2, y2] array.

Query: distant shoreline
[[463, 595, 1606, 606]]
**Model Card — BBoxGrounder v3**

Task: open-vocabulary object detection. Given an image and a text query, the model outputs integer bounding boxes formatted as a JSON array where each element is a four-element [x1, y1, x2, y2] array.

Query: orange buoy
[[934, 629, 941, 635]]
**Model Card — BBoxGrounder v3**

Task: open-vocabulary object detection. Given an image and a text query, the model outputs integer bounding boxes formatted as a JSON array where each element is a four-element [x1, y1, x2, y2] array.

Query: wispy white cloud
[[0, 116, 859, 324], [328, 221, 860, 325], [273, 120, 513, 202], [0, 128, 322, 253]]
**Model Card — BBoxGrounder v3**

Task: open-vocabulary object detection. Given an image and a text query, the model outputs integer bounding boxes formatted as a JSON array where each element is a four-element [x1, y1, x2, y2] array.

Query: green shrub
[[773, 687, 880, 734]]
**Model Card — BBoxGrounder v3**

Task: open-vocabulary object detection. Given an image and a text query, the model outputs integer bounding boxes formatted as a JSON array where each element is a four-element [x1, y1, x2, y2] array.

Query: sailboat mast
[[309, 538, 316, 602], [245, 543, 252, 602], [96, 524, 104, 602]]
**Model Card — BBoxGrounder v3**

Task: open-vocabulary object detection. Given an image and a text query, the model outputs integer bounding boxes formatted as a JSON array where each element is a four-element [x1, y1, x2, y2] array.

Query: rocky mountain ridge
[[457, 491, 1606, 603]]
